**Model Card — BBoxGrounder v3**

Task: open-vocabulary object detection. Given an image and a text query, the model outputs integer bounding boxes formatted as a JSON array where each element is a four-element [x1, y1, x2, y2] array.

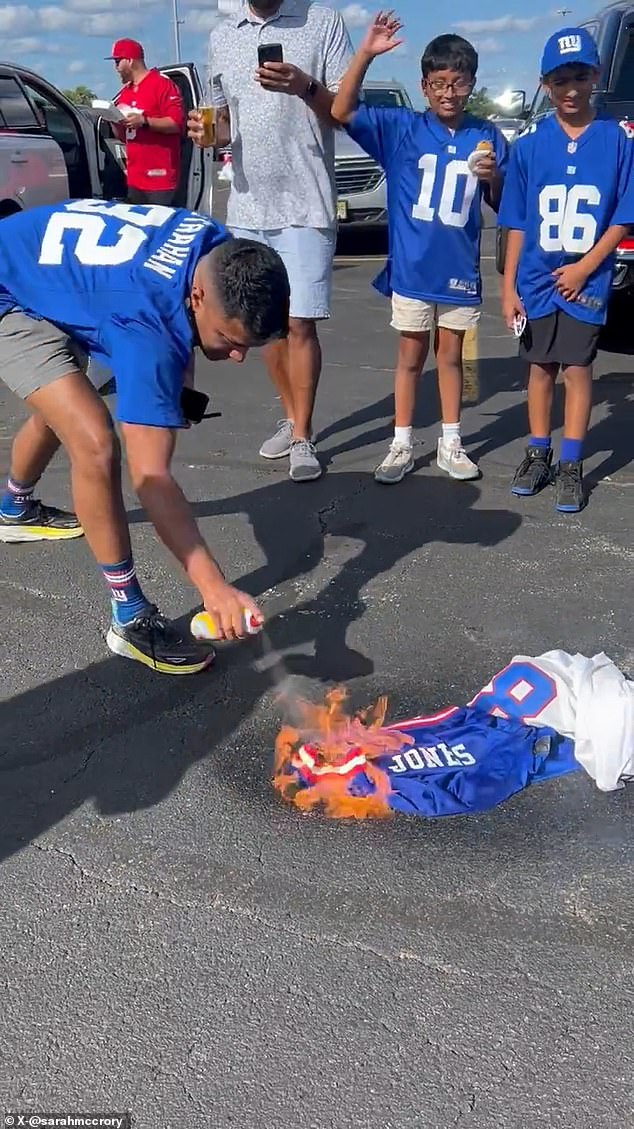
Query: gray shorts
[[0, 309, 112, 399]]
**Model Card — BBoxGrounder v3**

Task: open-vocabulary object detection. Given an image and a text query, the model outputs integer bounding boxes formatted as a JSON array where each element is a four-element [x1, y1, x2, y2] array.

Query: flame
[[273, 687, 414, 820]]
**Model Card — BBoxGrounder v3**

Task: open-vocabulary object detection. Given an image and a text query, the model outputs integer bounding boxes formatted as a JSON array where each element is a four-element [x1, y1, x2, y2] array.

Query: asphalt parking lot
[[0, 216, 632, 1128]]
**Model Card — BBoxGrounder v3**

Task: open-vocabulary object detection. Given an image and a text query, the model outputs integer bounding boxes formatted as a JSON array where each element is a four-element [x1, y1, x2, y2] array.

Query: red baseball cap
[[107, 38, 144, 60]]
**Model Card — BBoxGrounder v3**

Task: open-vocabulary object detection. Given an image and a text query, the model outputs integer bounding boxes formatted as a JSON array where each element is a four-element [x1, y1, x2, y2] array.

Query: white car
[[334, 80, 413, 228], [0, 61, 215, 220]]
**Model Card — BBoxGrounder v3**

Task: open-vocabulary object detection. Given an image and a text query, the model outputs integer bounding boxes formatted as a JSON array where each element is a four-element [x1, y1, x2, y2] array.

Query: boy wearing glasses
[[331, 12, 508, 484]]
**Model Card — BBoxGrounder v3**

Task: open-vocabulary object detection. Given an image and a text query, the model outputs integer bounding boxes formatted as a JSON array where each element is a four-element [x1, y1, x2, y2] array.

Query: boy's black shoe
[[511, 446, 553, 497], [106, 606, 215, 675], [554, 460, 585, 514]]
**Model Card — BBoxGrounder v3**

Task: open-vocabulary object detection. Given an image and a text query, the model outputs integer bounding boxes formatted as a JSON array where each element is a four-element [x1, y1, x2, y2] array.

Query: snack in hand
[[467, 140, 494, 172]]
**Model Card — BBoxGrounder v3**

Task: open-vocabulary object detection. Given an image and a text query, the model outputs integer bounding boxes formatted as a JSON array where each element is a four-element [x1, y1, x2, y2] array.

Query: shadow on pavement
[[0, 473, 521, 863]]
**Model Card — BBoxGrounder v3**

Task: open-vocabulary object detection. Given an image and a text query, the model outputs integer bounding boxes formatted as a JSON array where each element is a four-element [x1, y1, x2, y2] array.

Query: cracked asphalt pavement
[[1, 227, 632, 1129]]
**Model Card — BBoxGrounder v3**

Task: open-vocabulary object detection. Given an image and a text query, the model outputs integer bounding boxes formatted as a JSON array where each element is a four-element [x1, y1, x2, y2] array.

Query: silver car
[[334, 80, 413, 227]]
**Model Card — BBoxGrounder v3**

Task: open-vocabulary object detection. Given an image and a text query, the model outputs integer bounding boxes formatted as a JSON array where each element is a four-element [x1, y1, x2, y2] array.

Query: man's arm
[[121, 424, 262, 638]]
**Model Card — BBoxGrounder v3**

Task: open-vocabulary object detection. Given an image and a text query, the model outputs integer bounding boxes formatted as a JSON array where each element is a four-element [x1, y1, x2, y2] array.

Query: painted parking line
[[462, 325, 479, 404]]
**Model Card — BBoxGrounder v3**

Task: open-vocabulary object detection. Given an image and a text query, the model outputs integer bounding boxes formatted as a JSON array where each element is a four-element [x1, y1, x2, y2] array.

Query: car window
[[361, 88, 406, 108], [20, 82, 79, 150], [0, 75, 41, 129], [610, 27, 634, 99]]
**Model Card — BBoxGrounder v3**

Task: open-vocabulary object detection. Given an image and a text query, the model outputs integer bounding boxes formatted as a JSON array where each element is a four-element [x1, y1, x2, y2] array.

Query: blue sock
[[0, 477, 35, 518], [101, 557, 152, 626], [529, 436, 551, 451], [560, 438, 583, 463]]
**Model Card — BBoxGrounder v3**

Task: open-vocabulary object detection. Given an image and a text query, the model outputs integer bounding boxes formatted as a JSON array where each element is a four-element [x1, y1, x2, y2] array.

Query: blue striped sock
[[0, 477, 35, 518], [560, 438, 583, 463], [101, 557, 152, 626]]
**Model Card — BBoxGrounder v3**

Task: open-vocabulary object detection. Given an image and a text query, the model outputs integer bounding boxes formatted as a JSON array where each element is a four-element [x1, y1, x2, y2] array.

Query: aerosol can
[[190, 609, 262, 640]]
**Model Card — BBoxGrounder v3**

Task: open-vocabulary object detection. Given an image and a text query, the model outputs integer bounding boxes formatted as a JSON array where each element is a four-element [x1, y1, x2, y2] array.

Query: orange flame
[[273, 687, 414, 819]]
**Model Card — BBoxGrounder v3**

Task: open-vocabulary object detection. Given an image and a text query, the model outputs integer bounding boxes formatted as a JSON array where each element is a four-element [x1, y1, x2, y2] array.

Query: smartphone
[[181, 387, 210, 424], [258, 43, 284, 66]]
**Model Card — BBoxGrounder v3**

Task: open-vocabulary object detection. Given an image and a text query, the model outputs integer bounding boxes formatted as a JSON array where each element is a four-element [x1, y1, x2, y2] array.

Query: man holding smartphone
[[0, 199, 290, 673], [188, 0, 353, 482]]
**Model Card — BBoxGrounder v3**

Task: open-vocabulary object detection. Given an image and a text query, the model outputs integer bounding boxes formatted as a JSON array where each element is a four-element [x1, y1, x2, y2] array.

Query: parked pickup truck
[[496, 2, 634, 350], [0, 61, 215, 219]]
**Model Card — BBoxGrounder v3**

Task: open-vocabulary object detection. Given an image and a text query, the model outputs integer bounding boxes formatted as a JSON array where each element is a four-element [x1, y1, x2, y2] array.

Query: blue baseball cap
[[540, 27, 600, 76]]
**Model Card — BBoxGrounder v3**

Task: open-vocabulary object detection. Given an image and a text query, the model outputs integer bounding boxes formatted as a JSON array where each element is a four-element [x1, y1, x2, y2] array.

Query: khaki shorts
[[391, 293, 481, 334], [0, 309, 111, 400]]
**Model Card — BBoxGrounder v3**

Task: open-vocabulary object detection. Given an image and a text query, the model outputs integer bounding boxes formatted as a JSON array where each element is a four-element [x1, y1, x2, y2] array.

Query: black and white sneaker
[[511, 446, 553, 497], [106, 606, 215, 675], [554, 460, 585, 513], [0, 500, 83, 543]]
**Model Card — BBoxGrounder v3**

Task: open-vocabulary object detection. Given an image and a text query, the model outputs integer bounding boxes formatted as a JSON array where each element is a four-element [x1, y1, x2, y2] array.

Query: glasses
[[426, 78, 473, 94]]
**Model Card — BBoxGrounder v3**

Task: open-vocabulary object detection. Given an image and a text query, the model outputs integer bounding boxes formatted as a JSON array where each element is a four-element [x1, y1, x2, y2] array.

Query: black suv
[[496, 2, 634, 349]]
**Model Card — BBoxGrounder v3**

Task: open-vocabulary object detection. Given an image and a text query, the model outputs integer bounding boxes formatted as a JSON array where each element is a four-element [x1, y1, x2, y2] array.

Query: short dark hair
[[213, 237, 290, 344], [421, 34, 478, 79]]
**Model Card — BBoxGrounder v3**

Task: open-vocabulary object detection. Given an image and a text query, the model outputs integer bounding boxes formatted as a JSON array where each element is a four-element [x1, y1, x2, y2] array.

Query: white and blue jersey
[[498, 115, 634, 325], [0, 199, 230, 427], [345, 106, 509, 305]]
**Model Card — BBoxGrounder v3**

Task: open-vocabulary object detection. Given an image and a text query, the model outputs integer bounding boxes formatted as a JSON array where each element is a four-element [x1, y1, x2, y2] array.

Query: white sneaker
[[436, 436, 480, 480], [374, 441, 415, 484]]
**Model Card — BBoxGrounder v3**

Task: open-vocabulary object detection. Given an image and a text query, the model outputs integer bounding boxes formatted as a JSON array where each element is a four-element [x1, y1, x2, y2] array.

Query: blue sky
[[2, 0, 598, 103]]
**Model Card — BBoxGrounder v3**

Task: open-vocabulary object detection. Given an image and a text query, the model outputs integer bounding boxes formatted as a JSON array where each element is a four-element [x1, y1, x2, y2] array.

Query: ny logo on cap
[[558, 34, 582, 53]]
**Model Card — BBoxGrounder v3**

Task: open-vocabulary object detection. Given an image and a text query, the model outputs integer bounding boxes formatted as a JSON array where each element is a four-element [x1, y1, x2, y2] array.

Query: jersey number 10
[[538, 184, 600, 254], [412, 155, 478, 229]]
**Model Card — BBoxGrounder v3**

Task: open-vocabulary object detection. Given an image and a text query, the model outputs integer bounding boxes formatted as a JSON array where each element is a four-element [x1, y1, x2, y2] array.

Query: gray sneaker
[[289, 439, 322, 482], [259, 418, 293, 459], [374, 441, 415, 484]]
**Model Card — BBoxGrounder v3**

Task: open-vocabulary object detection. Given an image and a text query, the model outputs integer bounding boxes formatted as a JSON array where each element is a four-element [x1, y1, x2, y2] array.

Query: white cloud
[[4, 35, 61, 54], [472, 37, 504, 55], [68, 59, 86, 73], [339, 4, 370, 29], [454, 15, 541, 34], [0, 6, 38, 34], [0, 2, 143, 35], [182, 7, 222, 32]]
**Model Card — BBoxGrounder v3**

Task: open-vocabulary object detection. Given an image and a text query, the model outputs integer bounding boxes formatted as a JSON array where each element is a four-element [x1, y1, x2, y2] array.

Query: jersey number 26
[[38, 200, 174, 267]]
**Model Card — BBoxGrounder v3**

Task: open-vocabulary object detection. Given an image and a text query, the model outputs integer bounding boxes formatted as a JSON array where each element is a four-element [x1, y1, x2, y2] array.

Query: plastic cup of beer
[[198, 105, 215, 147]]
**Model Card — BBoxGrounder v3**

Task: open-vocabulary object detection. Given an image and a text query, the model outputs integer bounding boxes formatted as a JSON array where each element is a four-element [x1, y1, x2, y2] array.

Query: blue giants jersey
[[0, 199, 229, 426], [498, 115, 634, 325], [295, 707, 578, 819], [285, 658, 582, 819], [345, 107, 509, 305]]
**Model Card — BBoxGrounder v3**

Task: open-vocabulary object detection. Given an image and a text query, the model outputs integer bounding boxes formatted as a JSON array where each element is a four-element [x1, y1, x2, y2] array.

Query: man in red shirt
[[108, 38, 185, 205]]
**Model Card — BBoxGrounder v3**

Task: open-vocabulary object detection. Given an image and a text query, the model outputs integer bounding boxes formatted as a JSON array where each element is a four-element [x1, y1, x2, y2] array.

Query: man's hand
[[552, 262, 589, 302], [502, 290, 526, 331], [359, 9, 404, 57], [187, 109, 210, 147], [122, 109, 145, 128], [203, 581, 264, 640], [255, 62, 311, 96]]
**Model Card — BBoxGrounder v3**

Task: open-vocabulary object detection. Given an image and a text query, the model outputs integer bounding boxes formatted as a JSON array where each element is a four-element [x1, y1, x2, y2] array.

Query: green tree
[[62, 85, 97, 106], [466, 86, 497, 119]]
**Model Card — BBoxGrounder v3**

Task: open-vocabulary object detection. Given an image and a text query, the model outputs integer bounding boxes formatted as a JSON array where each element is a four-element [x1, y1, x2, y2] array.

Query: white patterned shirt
[[208, 0, 353, 230]]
